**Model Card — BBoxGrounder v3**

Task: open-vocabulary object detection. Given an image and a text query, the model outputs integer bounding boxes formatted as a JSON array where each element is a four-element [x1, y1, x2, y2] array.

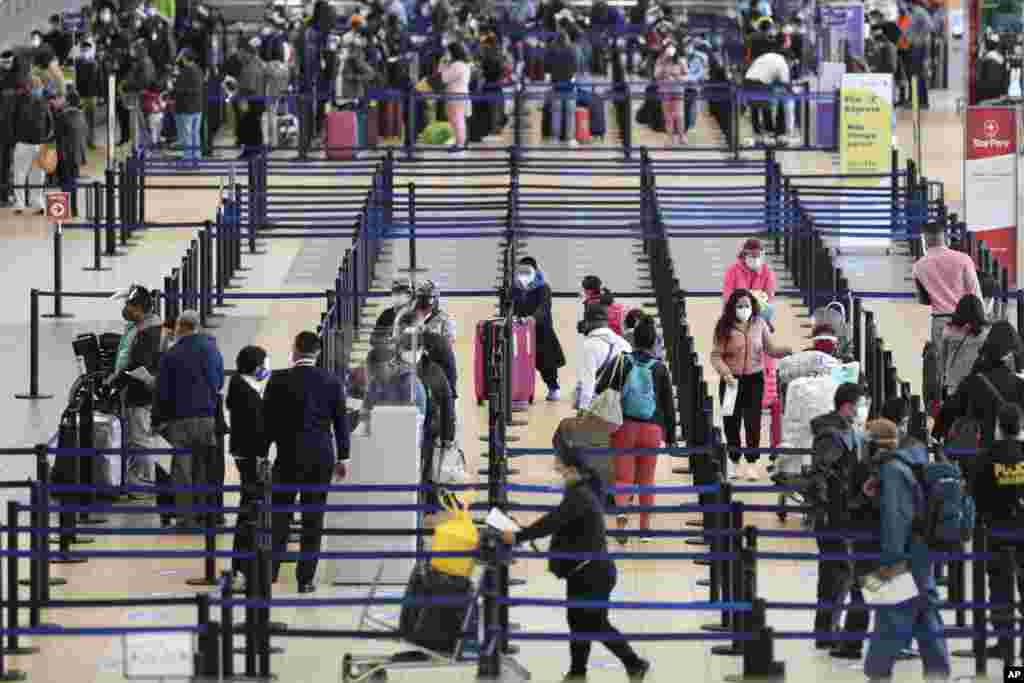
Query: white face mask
[[735, 306, 752, 322], [31, 37, 41, 47], [400, 350, 419, 365], [855, 401, 869, 428], [665, 45, 676, 57], [745, 256, 763, 271], [517, 275, 531, 289]]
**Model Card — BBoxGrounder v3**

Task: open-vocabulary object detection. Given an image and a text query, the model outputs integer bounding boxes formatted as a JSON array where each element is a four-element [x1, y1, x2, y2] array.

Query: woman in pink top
[[711, 289, 792, 481], [654, 43, 688, 145], [722, 238, 778, 302], [438, 42, 471, 148]]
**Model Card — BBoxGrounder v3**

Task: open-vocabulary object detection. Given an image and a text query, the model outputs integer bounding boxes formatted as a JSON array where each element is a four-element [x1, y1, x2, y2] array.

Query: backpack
[[15, 94, 54, 144], [622, 354, 657, 420], [896, 454, 976, 547]]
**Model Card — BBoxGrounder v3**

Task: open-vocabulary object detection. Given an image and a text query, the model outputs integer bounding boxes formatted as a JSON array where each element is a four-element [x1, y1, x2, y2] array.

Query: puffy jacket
[[722, 257, 778, 301], [711, 317, 787, 378], [237, 52, 267, 102], [578, 328, 631, 410], [809, 411, 862, 528]]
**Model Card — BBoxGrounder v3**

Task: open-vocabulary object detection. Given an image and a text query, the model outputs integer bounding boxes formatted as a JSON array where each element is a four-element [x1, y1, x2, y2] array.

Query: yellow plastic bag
[[430, 492, 479, 578]]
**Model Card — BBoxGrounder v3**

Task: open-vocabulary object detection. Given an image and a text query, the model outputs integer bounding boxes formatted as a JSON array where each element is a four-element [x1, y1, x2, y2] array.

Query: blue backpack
[[621, 355, 658, 421], [897, 455, 976, 547]]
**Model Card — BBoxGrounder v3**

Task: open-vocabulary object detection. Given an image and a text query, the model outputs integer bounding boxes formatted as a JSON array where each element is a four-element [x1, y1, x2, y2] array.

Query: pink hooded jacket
[[722, 256, 778, 302]]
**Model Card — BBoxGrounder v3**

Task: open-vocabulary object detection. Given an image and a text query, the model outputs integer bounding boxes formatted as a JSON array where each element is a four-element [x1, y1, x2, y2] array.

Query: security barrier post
[[15, 290, 52, 400], [84, 181, 110, 272], [104, 168, 120, 257], [220, 572, 234, 677], [5, 501, 36, 657]]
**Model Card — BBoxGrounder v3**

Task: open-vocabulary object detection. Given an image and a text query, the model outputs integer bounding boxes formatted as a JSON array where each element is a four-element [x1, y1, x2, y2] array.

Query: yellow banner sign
[[839, 74, 894, 185]]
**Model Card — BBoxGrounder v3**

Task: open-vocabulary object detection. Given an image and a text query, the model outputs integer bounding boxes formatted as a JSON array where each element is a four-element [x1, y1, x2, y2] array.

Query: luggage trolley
[[340, 560, 530, 682]]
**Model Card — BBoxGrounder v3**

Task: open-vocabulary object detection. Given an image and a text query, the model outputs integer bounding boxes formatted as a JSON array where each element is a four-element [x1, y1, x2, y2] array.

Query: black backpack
[[15, 94, 54, 144]]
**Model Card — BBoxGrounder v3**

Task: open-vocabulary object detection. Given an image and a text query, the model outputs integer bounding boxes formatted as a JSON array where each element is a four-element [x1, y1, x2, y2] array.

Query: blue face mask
[[254, 365, 271, 381], [32, 88, 44, 97]]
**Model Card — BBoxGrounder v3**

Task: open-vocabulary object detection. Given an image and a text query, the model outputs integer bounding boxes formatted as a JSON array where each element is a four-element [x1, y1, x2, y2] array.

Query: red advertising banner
[[964, 107, 1019, 285]]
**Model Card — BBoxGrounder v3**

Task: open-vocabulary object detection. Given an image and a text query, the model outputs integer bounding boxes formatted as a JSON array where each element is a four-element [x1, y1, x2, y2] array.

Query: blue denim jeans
[[863, 598, 950, 680], [176, 113, 203, 161], [549, 84, 576, 142]]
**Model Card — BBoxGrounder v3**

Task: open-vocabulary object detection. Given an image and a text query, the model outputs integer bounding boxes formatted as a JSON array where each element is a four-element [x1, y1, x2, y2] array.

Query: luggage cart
[[340, 561, 530, 682]]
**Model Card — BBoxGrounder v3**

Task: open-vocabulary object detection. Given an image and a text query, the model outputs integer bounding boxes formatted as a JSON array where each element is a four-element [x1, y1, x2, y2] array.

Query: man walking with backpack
[[608, 315, 676, 543], [860, 418, 953, 680]]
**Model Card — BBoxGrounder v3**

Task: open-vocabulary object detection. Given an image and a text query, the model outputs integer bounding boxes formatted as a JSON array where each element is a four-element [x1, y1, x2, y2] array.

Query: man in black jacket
[[0, 50, 19, 206], [107, 286, 164, 486], [173, 49, 204, 162], [807, 383, 867, 651], [236, 39, 267, 158], [545, 31, 578, 143], [264, 331, 349, 593]]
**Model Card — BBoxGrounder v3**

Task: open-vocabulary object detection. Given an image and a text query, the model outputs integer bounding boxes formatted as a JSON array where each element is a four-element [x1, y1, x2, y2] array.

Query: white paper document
[[721, 383, 738, 417], [864, 571, 919, 604], [125, 366, 155, 386], [486, 508, 521, 534]]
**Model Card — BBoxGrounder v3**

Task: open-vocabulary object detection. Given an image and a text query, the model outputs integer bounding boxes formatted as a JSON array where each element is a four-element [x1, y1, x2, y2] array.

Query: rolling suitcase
[[474, 317, 536, 405], [575, 108, 591, 143], [381, 100, 403, 139], [324, 110, 357, 160]]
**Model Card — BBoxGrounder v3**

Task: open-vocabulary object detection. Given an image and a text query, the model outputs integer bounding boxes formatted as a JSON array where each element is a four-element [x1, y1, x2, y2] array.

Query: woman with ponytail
[[503, 440, 651, 682]]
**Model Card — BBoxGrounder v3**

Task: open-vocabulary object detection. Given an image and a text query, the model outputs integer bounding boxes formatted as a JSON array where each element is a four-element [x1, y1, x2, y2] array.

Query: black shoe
[[814, 640, 836, 651], [829, 647, 862, 660], [985, 642, 1013, 659], [627, 659, 650, 681], [298, 583, 316, 594]]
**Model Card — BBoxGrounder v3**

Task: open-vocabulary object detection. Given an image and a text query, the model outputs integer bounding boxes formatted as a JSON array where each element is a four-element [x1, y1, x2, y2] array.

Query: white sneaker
[[568, 139, 578, 148], [728, 461, 740, 480]]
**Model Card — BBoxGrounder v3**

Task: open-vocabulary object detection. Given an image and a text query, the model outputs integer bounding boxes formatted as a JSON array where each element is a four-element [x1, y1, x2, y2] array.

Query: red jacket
[[585, 294, 625, 336]]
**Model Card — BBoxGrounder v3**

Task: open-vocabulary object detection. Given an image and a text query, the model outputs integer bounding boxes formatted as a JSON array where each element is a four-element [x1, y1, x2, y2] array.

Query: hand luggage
[[923, 341, 941, 414], [381, 100, 402, 139], [324, 110, 357, 160], [588, 91, 608, 138], [473, 317, 536, 405], [575, 107, 591, 143], [555, 415, 614, 502], [399, 563, 473, 654]]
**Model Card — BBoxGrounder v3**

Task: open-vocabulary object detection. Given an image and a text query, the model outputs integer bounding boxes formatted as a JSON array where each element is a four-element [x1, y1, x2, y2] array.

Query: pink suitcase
[[324, 110, 357, 161], [474, 317, 536, 406]]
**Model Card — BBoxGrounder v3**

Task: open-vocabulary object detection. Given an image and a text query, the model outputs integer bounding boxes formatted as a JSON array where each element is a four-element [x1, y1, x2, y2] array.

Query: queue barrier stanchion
[[0, 536, 26, 681], [83, 181, 110, 272], [727, 526, 784, 681], [952, 523, 988, 677], [196, 591, 219, 676], [187, 477, 219, 588], [14, 290, 53, 401], [220, 571, 235, 678], [5, 500, 37, 657], [42, 224, 73, 320]]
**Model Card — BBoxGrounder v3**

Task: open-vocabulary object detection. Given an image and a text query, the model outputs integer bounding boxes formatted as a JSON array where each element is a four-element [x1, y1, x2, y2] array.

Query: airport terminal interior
[[0, 0, 1015, 680]]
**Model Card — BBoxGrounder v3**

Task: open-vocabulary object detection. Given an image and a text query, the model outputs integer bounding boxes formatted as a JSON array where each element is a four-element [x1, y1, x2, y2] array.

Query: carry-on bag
[[399, 563, 473, 653], [473, 317, 536, 405]]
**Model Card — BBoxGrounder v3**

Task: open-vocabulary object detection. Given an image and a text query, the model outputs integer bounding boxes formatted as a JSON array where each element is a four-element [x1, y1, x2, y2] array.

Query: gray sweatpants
[[164, 417, 217, 525]]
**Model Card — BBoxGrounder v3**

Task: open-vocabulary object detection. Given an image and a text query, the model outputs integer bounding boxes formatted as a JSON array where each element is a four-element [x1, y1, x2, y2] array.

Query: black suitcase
[[398, 564, 473, 654], [923, 341, 942, 411], [588, 92, 608, 138]]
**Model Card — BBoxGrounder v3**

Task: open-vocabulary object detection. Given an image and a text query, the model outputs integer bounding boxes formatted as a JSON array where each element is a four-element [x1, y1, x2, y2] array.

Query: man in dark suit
[[264, 331, 349, 593]]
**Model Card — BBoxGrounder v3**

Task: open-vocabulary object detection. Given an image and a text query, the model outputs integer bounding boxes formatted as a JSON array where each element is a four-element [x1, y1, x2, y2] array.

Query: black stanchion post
[[195, 592, 219, 676], [220, 572, 234, 677], [404, 85, 416, 160], [187, 475, 218, 588], [513, 83, 524, 152], [623, 86, 632, 161], [710, 502, 746, 655], [400, 182, 426, 276], [15, 290, 52, 400], [34, 448, 67, 603], [5, 501, 36, 657], [954, 523, 987, 675], [118, 162, 129, 246], [84, 182, 109, 272], [42, 225, 73, 319], [24, 486, 39, 629], [104, 168, 119, 257]]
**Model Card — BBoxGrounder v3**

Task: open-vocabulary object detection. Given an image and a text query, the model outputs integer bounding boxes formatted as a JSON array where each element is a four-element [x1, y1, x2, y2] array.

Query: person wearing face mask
[[502, 441, 651, 682], [723, 238, 777, 303], [936, 321, 1024, 447], [578, 304, 632, 414], [654, 42, 688, 145], [360, 336, 428, 433], [806, 382, 869, 652], [263, 331, 349, 593], [912, 222, 983, 347], [74, 42, 102, 149], [711, 289, 792, 481], [580, 275, 624, 336], [226, 345, 270, 587], [940, 294, 991, 397], [106, 286, 165, 487], [374, 278, 414, 340], [153, 310, 225, 530], [10, 74, 48, 215], [968, 402, 1024, 660], [511, 257, 565, 401], [415, 279, 456, 345]]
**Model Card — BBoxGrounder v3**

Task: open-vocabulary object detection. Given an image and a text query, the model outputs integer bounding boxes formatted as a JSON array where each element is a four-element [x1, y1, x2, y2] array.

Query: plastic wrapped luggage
[[398, 564, 473, 654], [778, 374, 839, 475], [776, 350, 839, 385], [474, 317, 536, 405], [324, 110, 357, 160]]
